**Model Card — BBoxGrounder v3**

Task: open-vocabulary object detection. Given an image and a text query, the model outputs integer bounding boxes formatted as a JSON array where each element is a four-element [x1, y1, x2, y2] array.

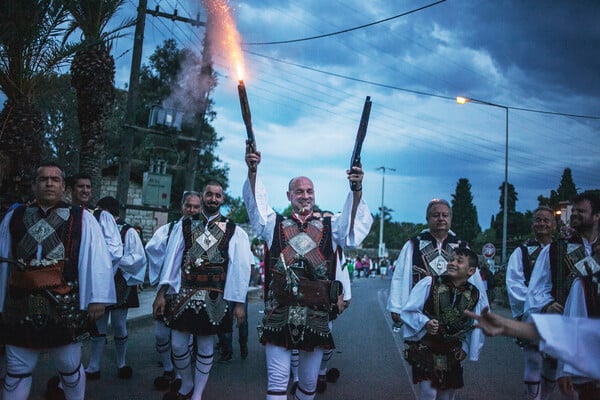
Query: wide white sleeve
[[78, 211, 116, 308], [524, 246, 553, 316], [243, 174, 277, 247], [387, 240, 414, 314], [223, 226, 252, 303], [145, 223, 170, 286], [331, 192, 373, 249], [400, 277, 433, 341], [468, 268, 489, 311], [158, 222, 185, 294], [0, 210, 14, 311], [335, 252, 352, 301], [532, 313, 600, 380], [98, 210, 123, 268], [506, 247, 527, 318], [463, 289, 485, 361], [120, 227, 147, 286], [557, 279, 590, 378]]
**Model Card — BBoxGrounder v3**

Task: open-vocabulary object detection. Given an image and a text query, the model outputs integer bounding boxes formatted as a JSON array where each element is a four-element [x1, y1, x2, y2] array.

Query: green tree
[[494, 182, 529, 247], [362, 206, 424, 250], [63, 0, 133, 202], [35, 73, 80, 172], [224, 196, 249, 224], [538, 167, 579, 210], [451, 178, 481, 243], [0, 0, 71, 195]]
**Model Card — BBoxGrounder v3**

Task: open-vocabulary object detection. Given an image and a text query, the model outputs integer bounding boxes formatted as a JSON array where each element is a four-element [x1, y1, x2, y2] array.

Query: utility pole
[[116, 1, 205, 218], [377, 166, 395, 258], [116, 0, 147, 220]]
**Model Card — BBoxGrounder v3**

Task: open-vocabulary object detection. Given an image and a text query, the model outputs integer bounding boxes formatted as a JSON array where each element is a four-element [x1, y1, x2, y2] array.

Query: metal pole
[[502, 107, 509, 264], [377, 166, 395, 258]]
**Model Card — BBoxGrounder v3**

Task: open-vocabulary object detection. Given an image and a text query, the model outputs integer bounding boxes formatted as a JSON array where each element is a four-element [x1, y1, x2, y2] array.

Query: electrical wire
[[243, 0, 447, 45]]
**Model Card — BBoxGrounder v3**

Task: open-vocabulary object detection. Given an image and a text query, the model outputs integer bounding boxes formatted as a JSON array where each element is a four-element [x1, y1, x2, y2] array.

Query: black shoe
[[316, 374, 327, 393], [44, 376, 65, 400], [170, 378, 182, 393], [289, 381, 299, 395], [154, 370, 176, 391], [218, 351, 233, 363], [163, 389, 192, 400], [117, 366, 133, 379], [326, 367, 340, 383], [85, 370, 101, 380], [240, 343, 248, 359]]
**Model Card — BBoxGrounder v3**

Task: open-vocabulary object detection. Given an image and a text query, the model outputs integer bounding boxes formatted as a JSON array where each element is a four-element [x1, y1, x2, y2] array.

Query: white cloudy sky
[[112, 1, 600, 226]]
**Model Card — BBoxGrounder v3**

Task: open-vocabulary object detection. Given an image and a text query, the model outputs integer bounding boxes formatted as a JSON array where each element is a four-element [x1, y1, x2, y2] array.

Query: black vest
[[180, 214, 236, 292]]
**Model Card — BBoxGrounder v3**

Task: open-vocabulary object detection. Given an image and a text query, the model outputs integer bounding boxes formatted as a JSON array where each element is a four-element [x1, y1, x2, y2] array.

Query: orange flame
[[202, 0, 246, 82]]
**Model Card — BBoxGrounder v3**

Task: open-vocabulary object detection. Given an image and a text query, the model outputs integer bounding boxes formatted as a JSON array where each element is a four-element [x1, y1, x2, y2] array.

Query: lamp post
[[457, 96, 509, 264], [376, 166, 395, 258]]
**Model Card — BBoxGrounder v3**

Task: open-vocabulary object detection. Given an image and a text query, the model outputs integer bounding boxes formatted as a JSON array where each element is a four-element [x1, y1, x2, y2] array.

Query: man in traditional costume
[[153, 181, 252, 400], [401, 247, 484, 400], [85, 196, 147, 380], [387, 199, 488, 327], [146, 191, 201, 391], [243, 146, 372, 400], [0, 161, 115, 400], [526, 192, 600, 400], [506, 206, 557, 399], [67, 173, 123, 267]]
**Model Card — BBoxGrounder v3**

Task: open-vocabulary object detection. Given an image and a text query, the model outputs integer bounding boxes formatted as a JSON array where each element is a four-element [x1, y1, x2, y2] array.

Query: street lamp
[[457, 96, 509, 264], [377, 166, 395, 258]]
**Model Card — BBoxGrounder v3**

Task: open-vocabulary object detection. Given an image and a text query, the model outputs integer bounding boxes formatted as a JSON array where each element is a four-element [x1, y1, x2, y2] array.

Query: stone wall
[[101, 176, 169, 241]]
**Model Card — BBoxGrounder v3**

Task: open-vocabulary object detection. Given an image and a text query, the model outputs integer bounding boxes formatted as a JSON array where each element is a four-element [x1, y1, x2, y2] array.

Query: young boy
[[401, 247, 485, 400]]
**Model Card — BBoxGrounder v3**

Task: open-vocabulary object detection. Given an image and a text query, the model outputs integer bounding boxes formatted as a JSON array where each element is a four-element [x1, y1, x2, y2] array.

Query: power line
[[243, 0, 447, 45], [246, 50, 600, 121]]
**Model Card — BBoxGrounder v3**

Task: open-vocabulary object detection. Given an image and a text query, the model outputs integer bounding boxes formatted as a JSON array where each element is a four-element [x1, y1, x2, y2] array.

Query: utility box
[[148, 105, 184, 132], [143, 160, 172, 207]]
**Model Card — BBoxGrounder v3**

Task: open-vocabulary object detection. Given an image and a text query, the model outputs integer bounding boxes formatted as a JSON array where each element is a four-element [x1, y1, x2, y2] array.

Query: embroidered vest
[[180, 214, 236, 292], [519, 238, 544, 287], [423, 277, 479, 344], [5, 203, 84, 330], [410, 231, 466, 284], [266, 215, 335, 304], [549, 236, 590, 306], [10, 203, 82, 284]]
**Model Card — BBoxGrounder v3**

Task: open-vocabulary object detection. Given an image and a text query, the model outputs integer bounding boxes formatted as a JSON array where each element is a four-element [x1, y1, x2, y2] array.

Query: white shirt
[[119, 225, 147, 286], [145, 221, 177, 286]]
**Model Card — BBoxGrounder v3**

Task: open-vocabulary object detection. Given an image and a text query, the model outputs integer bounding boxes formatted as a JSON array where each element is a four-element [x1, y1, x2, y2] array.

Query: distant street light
[[457, 96, 509, 264], [377, 166, 395, 258]]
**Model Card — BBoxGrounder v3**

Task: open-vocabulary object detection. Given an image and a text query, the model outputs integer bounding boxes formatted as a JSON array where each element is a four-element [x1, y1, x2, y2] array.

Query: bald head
[[287, 176, 315, 215]]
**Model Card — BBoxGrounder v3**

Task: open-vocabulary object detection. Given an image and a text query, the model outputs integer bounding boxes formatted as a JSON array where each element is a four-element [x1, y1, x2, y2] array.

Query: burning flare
[[201, 0, 246, 81]]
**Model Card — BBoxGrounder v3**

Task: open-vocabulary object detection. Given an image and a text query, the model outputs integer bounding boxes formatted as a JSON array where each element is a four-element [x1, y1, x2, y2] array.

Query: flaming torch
[[237, 77, 255, 153]]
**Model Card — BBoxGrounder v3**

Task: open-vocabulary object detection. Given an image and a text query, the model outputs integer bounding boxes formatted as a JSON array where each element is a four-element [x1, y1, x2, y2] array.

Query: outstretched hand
[[464, 307, 506, 336]]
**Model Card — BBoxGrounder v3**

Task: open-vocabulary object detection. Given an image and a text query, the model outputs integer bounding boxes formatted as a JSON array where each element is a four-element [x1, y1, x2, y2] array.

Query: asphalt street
[[28, 277, 564, 399]]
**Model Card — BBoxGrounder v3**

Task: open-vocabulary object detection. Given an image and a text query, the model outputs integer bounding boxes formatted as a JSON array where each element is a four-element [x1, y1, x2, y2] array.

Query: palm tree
[[0, 0, 71, 195], [64, 0, 133, 202]]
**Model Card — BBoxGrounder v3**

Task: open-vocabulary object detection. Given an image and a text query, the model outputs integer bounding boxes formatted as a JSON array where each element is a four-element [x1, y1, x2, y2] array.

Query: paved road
[[28, 278, 563, 399]]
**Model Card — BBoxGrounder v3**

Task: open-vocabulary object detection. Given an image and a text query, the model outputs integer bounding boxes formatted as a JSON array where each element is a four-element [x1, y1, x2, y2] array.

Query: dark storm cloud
[[420, 1, 600, 111]]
